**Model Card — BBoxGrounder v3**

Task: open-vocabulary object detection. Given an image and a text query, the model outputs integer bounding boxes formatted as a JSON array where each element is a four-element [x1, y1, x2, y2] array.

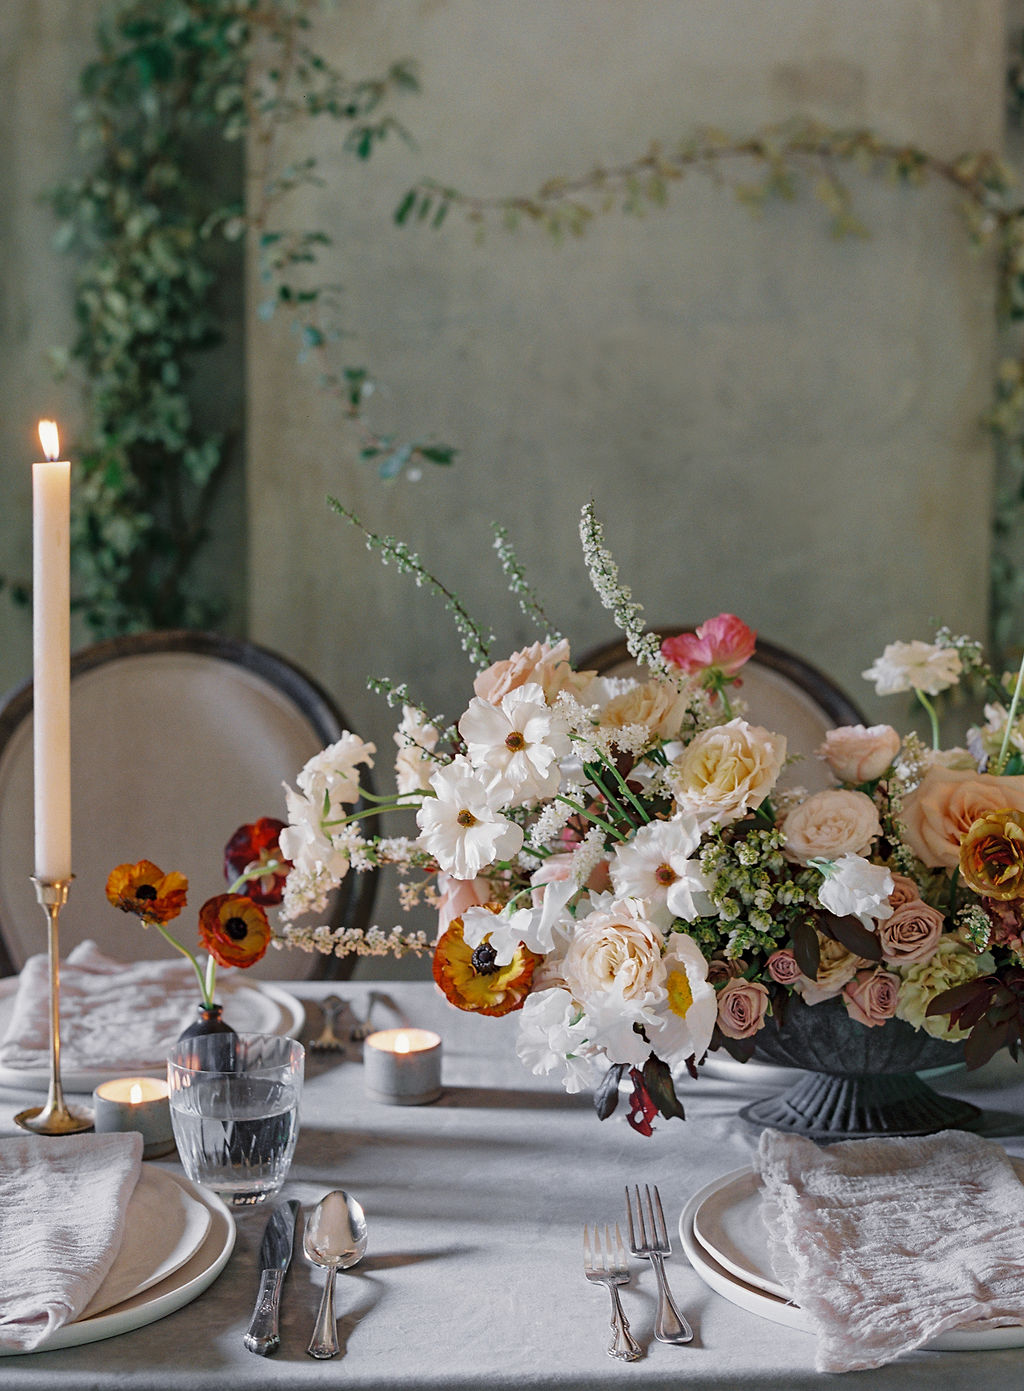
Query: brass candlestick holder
[[14, 876, 93, 1135]]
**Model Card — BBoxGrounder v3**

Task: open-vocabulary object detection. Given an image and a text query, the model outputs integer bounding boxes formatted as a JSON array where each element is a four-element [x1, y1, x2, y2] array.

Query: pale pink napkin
[[757, 1128, 1024, 1373], [0, 1133, 142, 1350]]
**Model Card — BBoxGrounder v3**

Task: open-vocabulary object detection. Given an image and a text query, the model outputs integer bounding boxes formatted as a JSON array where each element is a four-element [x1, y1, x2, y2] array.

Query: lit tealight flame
[[38, 420, 60, 461], [394, 1032, 411, 1055], [129, 1082, 144, 1106]]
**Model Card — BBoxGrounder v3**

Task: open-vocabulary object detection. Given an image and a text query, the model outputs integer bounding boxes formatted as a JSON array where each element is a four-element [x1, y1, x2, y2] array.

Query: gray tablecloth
[[2, 978, 1024, 1389]]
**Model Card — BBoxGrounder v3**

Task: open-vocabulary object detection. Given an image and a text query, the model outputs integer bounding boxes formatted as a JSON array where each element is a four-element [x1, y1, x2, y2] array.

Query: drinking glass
[[167, 1032, 304, 1206]]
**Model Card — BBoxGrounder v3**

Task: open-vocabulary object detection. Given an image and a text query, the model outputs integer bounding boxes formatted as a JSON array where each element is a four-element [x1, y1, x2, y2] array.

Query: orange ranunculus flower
[[198, 893, 271, 969], [106, 861, 188, 924], [432, 918, 540, 1017], [959, 810, 1024, 901]]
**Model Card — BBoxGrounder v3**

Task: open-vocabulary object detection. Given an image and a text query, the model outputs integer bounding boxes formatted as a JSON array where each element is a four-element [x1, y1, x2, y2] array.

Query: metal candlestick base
[[14, 876, 93, 1136]]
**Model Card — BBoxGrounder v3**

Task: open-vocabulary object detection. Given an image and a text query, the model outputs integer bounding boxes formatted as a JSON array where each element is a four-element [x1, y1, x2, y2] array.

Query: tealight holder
[[92, 1077, 175, 1159], [363, 1028, 442, 1105]]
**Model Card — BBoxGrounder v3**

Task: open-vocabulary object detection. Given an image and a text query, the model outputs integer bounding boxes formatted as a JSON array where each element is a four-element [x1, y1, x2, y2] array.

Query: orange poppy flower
[[105, 861, 189, 925], [223, 817, 291, 905], [432, 917, 540, 1017], [198, 893, 272, 969]]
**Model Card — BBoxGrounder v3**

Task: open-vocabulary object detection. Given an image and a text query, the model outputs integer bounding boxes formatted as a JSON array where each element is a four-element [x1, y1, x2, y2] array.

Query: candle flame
[[38, 420, 60, 461], [129, 1082, 144, 1105], [394, 1031, 411, 1054]]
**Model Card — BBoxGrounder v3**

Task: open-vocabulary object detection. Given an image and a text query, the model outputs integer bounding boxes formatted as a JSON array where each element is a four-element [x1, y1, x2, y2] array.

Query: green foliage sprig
[[39, 0, 451, 638]]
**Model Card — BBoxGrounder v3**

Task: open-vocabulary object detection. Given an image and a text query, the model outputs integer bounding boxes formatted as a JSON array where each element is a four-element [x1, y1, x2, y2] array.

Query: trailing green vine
[[36, 0, 451, 638], [398, 114, 1024, 654]]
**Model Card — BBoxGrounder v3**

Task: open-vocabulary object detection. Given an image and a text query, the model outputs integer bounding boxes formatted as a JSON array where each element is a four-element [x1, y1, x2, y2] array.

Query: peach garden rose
[[782, 788, 882, 865], [818, 723, 901, 784], [900, 768, 1024, 869]]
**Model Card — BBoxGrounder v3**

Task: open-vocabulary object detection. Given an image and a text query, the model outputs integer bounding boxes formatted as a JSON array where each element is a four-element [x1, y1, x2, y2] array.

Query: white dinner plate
[[0, 977, 305, 1094], [0, 1171, 235, 1356], [81, 1166, 212, 1318], [681, 1164, 1024, 1352]]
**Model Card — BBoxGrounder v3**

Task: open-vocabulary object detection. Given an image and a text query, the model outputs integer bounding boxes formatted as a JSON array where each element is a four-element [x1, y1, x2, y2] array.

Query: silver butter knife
[[243, 1199, 300, 1355]]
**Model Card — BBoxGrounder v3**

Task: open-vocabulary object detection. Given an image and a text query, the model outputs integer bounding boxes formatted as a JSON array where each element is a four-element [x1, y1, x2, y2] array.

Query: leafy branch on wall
[[399, 117, 1024, 654]]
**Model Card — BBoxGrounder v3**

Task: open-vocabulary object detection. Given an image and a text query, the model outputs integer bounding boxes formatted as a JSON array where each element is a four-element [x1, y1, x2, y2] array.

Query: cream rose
[[473, 639, 592, 705], [900, 767, 1024, 869], [896, 939, 995, 1040], [782, 788, 882, 864], [716, 980, 770, 1039], [560, 900, 665, 1013], [843, 967, 900, 1027], [818, 724, 901, 784], [877, 899, 945, 965], [793, 933, 867, 1004], [598, 679, 693, 742], [671, 719, 787, 826]]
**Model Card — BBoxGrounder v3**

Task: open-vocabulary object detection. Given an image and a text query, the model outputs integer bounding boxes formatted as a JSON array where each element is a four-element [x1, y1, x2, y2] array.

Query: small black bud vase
[[177, 1002, 236, 1042]]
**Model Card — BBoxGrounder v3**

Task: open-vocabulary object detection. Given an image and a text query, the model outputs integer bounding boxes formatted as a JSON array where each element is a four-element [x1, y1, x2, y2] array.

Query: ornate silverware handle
[[243, 1268, 285, 1355], [649, 1252, 692, 1344], [605, 1283, 643, 1361], [306, 1270, 340, 1359]]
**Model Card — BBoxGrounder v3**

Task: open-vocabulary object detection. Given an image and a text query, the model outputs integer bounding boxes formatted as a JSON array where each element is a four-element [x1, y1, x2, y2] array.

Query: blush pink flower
[[715, 979, 770, 1039], [660, 615, 756, 680], [766, 949, 802, 985], [843, 967, 900, 1027]]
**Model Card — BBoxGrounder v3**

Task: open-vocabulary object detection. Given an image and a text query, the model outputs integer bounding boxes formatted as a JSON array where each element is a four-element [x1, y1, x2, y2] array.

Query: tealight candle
[[363, 1028, 442, 1106], [92, 1077, 175, 1159]]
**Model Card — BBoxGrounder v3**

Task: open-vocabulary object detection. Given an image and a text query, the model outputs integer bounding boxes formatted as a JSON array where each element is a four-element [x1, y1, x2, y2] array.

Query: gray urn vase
[[738, 995, 981, 1142]]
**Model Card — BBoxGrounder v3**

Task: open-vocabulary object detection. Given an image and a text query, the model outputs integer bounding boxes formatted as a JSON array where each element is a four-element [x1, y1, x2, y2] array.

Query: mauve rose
[[843, 967, 900, 1027], [661, 614, 757, 678], [877, 899, 945, 964], [766, 949, 802, 985], [706, 957, 746, 987], [782, 788, 881, 865], [716, 980, 770, 1039], [888, 873, 922, 911], [818, 724, 901, 784], [901, 767, 1024, 869]]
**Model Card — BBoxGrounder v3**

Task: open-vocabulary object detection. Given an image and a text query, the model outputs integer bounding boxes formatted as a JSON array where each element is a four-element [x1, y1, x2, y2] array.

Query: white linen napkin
[[757, 1128, 1024, 1373], [0, 941, 203, 1072], [0, 1132, 142, 1351]]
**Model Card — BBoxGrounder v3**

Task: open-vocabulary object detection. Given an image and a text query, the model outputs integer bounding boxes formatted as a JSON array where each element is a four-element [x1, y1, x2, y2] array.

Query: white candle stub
[[363, 1027, 442, 1105], [32, 420, 72, 882], [93, 1076, 175, 1158]]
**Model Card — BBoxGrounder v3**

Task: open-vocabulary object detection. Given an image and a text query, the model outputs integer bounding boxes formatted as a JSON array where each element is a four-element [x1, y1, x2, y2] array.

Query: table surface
[[3, 977, 1024, 1390]]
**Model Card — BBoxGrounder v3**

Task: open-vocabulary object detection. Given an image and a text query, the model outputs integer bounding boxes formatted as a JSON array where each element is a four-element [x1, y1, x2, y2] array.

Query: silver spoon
[[303, 1190, 368, 1359]]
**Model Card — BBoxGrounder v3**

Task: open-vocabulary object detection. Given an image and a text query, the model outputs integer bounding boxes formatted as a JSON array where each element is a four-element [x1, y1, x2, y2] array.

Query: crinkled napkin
[[0, 941, 201, 1073], [757, 1128, 1024, 1373], [0, 1132, 142, 1351]]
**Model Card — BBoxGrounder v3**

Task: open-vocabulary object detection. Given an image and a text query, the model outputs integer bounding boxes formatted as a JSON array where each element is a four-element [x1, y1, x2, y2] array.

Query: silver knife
[[243, 1199, 300, 1355]]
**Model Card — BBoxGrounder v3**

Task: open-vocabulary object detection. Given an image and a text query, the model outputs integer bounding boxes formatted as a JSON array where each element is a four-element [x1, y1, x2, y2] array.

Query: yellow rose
[[895, 939, 995, 1040], [900, 767, 1024, 869], [671, 718, 787, 826]]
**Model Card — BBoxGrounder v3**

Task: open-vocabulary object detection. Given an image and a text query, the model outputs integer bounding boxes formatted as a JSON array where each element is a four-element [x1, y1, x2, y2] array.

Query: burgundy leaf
[[642, 1054, 685, 1121], [594, 1062, 626, 1121], [790, 918, 821, 980], [827, 914, 883, 962], [626, 1068, 659, 1136]]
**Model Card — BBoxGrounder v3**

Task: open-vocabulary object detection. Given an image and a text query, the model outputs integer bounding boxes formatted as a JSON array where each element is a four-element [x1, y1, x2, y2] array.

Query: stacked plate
[[680, 1166, 1024, 1353]]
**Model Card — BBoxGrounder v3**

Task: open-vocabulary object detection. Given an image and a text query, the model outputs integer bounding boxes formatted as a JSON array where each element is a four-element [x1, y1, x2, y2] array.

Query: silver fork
[[583, 1223, 643, 1361], [625, 1183, 692, 1344]]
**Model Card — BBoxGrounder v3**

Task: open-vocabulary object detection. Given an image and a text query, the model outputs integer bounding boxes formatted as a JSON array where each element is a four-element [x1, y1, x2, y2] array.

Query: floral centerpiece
[[273, 502, 1024, 1132]]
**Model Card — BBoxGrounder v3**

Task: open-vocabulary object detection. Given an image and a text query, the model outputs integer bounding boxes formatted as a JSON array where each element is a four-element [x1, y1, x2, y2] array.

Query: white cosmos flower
[[812, 853, 895, 928], [646, 933, 717, 1067], [416, 757, 523, 880], [296, 732, 376, 815], [514, 988, 603, 1093], [458, 682, 571, 805], [609, 815, 712, 928], [862, 641, 962, 697]]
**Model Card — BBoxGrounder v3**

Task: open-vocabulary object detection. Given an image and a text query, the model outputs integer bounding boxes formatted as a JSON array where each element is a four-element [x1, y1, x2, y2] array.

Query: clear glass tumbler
[[167, 1032, 304, 1206]]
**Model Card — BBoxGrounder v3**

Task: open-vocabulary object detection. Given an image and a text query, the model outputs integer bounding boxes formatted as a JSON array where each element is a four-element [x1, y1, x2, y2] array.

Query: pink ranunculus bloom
[[660, 614, 757, 679]]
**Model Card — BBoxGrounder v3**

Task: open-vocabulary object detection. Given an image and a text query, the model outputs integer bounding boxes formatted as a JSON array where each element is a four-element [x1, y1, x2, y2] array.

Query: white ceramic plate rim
[[0, 977, 305, 1093], [681, 1166, 1024, 1352], [0, 1171, 235, 1356]]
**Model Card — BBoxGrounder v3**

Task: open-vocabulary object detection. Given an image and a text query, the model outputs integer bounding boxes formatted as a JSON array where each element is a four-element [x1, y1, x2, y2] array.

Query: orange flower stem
[[995, 649, 1024, 773], [153, 922, 213, 1008]]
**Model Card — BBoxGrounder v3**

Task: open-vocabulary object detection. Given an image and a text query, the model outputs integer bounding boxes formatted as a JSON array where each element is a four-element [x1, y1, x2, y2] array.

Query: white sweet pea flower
[[514, 987, 603, 1092], [609, 815, 712, 927], [279, 783, 351, 881], [296, 732, 376, 815], [812, 853, 895, 928], [416, 757, 523, 880], [393, 705, 439, 795], [458, 682, 571, 805], [862, 641, 962, 697]]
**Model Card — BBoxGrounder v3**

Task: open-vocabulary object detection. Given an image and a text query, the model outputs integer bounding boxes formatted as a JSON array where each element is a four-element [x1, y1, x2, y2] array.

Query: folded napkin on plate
[[0, 1132, 142, 1351], [757, 1128, 1024, 1373], [0, 941, 202, 1073]]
